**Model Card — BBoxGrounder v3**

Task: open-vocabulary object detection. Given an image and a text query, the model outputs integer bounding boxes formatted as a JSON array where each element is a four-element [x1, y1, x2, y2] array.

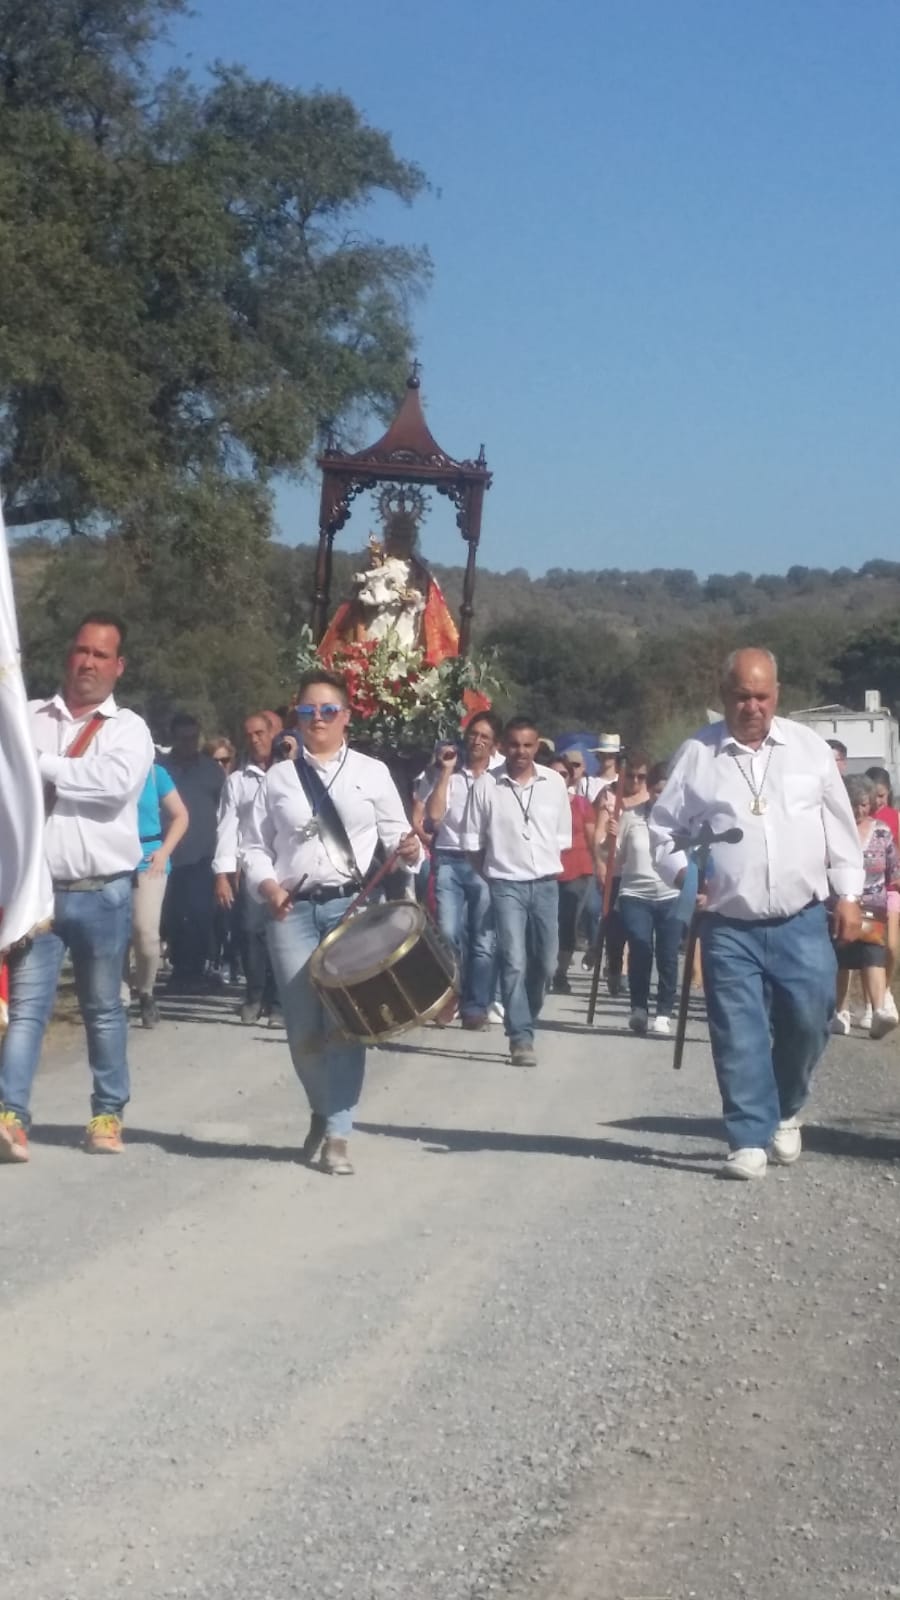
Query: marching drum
[[309, 900, 458, 1043]]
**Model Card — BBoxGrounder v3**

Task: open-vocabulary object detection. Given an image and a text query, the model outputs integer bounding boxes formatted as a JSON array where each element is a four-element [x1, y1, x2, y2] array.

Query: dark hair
[[625, 747, 651, 772], [647, 760, 669, 788], [296, 668, 349, 706], [466, 709, 502, 740], [549, 757, 569, 773], [73, 610, 127, 652], [503, 715, 540, 738], [866, 766, 892, 801], [171, 711, 199, 733], [827, 738, 848, 759]]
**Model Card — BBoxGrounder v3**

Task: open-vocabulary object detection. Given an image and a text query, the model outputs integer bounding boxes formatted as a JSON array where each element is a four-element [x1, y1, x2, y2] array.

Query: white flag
[[0, 502, 52, 951]]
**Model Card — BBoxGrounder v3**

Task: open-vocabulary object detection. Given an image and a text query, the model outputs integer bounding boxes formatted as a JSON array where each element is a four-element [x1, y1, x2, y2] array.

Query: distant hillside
[[10, 534, 900, 754]]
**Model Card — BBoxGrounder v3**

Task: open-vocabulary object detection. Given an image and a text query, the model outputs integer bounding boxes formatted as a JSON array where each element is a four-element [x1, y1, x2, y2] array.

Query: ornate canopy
[[311, 366, 492, 654]]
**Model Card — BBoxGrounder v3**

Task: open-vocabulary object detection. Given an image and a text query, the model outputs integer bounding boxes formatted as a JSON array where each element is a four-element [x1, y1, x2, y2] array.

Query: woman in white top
[[613, 761, 685, 1037]]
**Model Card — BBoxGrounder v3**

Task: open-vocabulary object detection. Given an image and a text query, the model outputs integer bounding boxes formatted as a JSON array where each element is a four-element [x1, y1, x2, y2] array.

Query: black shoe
[[302, 1113, 327, 1165], [551, 975, 572, 995], [239, 1000, 261, 1025], [139, 993, 160, 1029], [606, 973, 622, 997]]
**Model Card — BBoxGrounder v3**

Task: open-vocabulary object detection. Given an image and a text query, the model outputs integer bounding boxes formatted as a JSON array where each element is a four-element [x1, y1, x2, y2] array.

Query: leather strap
[[44, 711, 106, 814], [293, 755, 360, 885]]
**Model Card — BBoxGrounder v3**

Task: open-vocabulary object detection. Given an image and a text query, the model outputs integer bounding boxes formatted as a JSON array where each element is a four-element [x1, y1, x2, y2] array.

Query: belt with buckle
[[291, 881, 359, 905], [53, 871, 133, 893]]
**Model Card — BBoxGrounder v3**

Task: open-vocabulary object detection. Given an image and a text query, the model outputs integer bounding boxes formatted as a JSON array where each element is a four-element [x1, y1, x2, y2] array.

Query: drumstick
[[341, 846, 404, 921]]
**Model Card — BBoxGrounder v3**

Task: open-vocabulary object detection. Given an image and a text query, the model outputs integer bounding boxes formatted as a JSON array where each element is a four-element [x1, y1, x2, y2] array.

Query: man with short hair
[[826, 738, 848, 775], [213, 712, 279, 1024], [0, 613, 153, 1162], [464, 716, 572, 1067], [413, 710, 502, 1029], [650, 647, 864, 1180], [161, 713, 225, 991], [242, 669, 421, 1175]]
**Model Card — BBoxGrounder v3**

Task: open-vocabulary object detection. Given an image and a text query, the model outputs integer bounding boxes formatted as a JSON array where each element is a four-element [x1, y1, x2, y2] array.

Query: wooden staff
[[586, 762, 627, 1026]]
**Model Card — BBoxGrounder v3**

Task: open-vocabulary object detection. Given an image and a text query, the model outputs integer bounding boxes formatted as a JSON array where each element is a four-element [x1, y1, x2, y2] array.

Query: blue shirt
[[137, 764, 176, 874]]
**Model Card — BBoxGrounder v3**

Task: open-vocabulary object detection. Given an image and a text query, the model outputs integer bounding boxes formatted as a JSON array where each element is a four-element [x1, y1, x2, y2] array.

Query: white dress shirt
[[649, 716, 864, 919], [243, 745, 417, 898], [32, 693, 154, 881], [212, 763, 268, 875], [462, 763, 572, 881], [415, 765, 492, 852]]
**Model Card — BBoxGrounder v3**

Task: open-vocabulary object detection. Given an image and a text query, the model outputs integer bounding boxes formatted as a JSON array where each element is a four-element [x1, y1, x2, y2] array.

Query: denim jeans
[[434, 854, 496, 1018], [266, 897, 365, 1137], [618, 894, 684, 1017], [490, 878, 559, 1047], [700, 901, 836, 1151], [0, 877, 133, 1128]]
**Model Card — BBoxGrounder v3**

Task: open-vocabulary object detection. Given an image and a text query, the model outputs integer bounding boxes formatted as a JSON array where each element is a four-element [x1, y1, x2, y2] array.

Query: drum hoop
[[309, 899, 430, 990]]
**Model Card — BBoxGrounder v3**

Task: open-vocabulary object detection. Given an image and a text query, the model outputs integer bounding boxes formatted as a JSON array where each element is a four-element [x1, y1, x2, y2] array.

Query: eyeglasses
[[294, 703, 345, 722], [214, 755, 231, 766], [627, 770, 648, 781]]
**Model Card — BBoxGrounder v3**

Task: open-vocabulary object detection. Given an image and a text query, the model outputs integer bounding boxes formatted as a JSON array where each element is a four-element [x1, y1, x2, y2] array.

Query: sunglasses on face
[[294, 703, 345, 722], [627, 770, 648, 781]]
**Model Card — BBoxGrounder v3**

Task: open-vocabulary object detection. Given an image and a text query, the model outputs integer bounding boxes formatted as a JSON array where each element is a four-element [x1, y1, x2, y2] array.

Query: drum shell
[[310, 902, 458, 1043]]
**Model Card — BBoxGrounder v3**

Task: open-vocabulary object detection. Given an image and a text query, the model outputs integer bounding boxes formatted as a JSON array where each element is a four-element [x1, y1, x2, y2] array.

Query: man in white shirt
[[213, 712, 279, 1024], [242, 669, 420, 1176], [0, 613, 153, 1163], [463, 717, 572, 1067], [161, 713, 225, 991], [412, 710, 502, 1029], [650, 647, 864, 1181]]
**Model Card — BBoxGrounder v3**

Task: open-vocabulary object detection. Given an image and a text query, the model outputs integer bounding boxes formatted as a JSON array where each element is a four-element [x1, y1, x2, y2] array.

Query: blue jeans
[[490, 878, 559, 1047], [0, 878, 133, 1128], [700, 901, 836, 1151], [619, 894, 684, 1016], [266, 897, 365, 1138], [434, 854, 496, 1018]]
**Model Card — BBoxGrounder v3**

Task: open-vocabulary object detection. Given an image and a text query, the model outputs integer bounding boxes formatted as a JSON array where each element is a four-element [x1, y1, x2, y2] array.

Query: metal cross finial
[[408, 359, 422, 387]]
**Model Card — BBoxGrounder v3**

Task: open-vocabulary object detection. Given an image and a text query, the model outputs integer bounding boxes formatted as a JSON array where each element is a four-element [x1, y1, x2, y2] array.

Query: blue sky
[[163, 0, 900, 577]]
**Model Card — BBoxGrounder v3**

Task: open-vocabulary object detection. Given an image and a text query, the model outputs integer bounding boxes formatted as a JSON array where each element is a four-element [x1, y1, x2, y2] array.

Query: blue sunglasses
[[294, 703, 345, 722]]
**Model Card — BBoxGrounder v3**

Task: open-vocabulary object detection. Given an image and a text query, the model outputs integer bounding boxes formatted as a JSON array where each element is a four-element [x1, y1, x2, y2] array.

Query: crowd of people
[[0, 619, 896, 1184]]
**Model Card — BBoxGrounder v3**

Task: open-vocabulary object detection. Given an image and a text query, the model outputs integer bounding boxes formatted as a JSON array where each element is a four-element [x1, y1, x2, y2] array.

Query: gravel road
[[1, 976, 898, 1600]]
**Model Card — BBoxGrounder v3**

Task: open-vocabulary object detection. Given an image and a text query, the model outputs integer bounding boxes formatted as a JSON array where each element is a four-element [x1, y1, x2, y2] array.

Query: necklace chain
[[730, 742, 774, 810]]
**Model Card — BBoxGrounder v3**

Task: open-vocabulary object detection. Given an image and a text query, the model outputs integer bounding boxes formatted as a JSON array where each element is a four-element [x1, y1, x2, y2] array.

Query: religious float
[[299, 367, 500, 790]]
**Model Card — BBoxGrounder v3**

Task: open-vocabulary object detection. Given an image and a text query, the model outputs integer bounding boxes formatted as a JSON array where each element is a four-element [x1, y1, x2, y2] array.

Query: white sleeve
[[212, 774, 240, 875], [38, 715, 153, 807], [648, 742, 698, 888], [374, 765, 422, 870], [821, 750, 865, 897], [241, 777, 279, 900], [557, 780, 573, 851], [460, 774, 489, 849]]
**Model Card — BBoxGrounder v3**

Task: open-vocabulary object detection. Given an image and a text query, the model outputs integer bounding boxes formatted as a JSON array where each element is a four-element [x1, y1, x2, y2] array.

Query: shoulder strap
[[44, 711, 107, 815], [293, 756, 360, 883]]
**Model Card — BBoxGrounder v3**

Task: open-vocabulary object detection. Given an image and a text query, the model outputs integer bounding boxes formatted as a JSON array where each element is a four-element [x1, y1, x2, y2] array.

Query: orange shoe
[[84, 1114, 124, 1154], [0, 1109, 29, 1163]]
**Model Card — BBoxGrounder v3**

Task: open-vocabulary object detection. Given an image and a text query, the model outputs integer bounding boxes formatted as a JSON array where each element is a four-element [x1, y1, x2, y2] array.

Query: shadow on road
[[29, 1123, 302, 1163], [354, 1120, 719, 1176], [609, 1112, 900, 1162]]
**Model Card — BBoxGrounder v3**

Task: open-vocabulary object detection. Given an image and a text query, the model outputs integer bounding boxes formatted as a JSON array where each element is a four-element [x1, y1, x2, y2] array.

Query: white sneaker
[[870, 1006, 899, 1041], [770, 1117, 802, 1165], [721, 1147, 767, 1180], [829, 1009, 851, 1035], [856, 1004, 873, 1029], [627, 1007, 648, 1035], [651, 1014, 672, 1036], [884, 993, 898, 1021], [487, 1001, 505, 1025]]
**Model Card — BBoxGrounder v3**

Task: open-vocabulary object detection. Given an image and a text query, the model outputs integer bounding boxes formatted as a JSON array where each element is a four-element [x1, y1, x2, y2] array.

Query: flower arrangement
[[294, 626, 502, 756]]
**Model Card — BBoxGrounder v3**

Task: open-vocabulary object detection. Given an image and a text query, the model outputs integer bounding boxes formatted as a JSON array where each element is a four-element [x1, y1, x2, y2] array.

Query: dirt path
[[1, 979, 898, 1599]]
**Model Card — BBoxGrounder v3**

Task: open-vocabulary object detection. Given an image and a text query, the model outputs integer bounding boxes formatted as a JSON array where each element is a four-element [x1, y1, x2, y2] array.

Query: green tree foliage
[[0, 0, 429, 535]]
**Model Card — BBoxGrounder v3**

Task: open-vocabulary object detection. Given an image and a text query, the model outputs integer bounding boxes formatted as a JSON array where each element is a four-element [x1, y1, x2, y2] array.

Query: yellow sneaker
[[0, 1109, 29, 1164], [84, 1114, 124, 1155]]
